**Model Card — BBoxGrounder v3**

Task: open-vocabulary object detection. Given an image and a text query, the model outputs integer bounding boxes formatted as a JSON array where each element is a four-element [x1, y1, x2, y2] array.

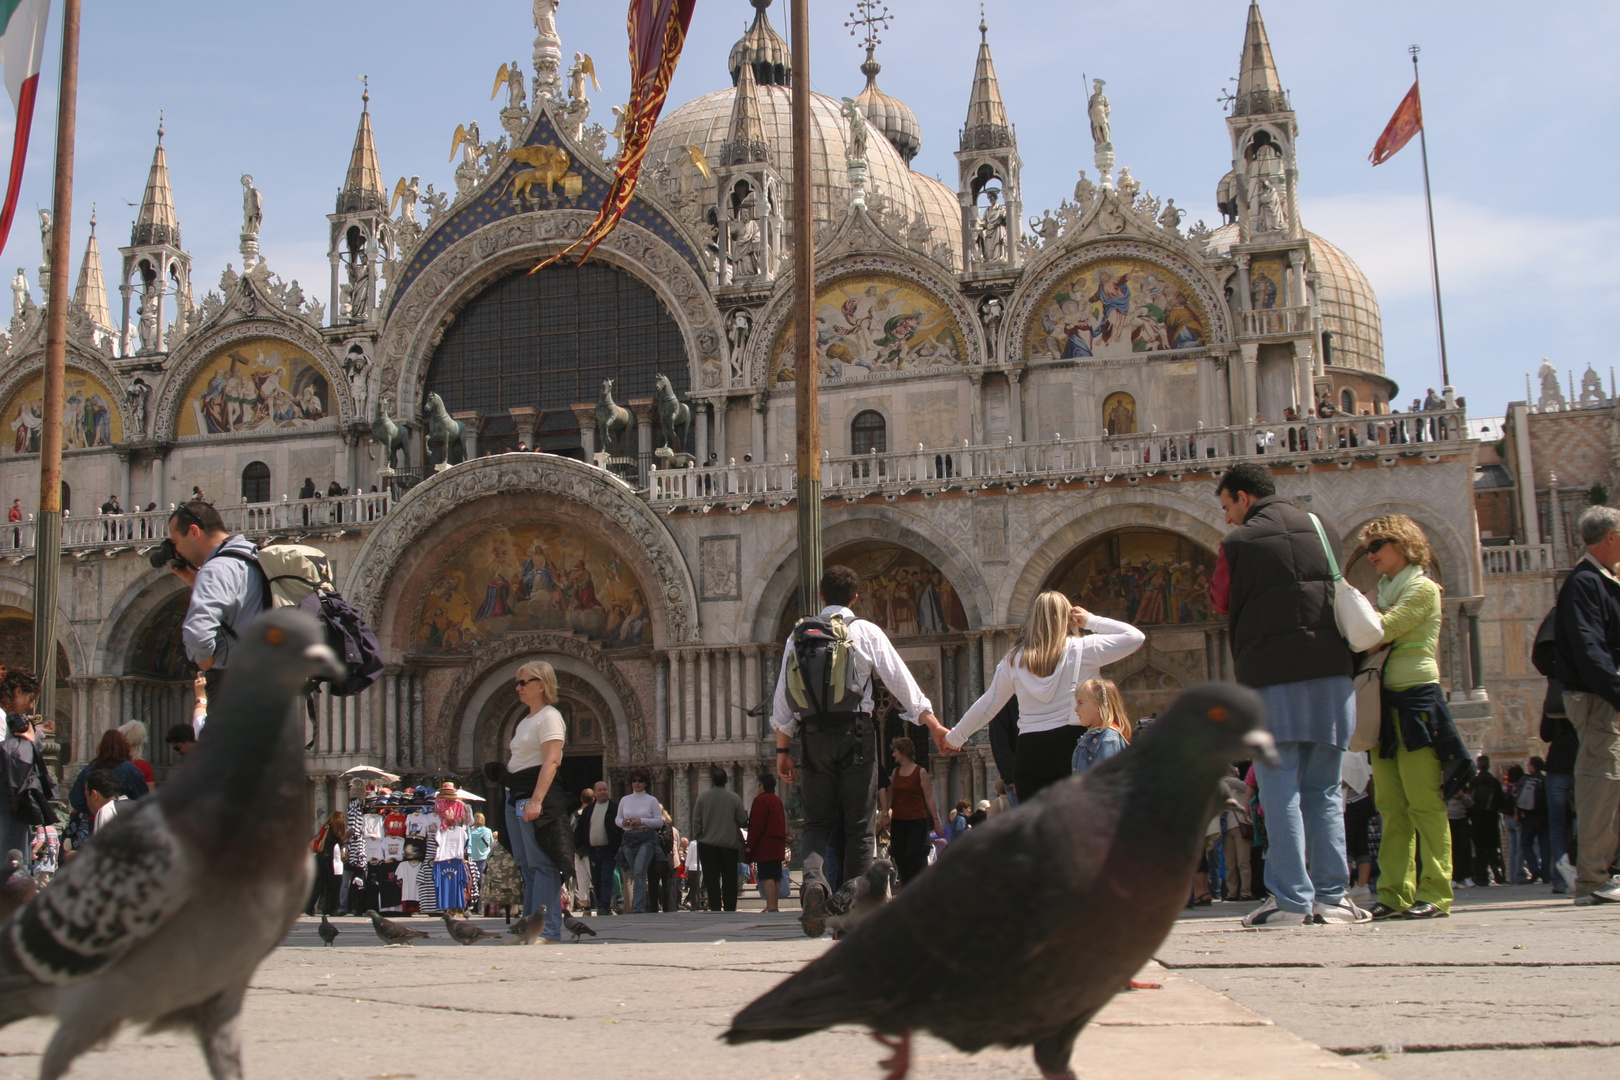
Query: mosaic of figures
[[1249, 258, 1285, 309], [413, 522, 650, 654], [770, 275, 966, 385], [779, 542, 968, 639], [1027, 258, 1209, 361], [177, 337, 333, 437], [1047, 528, 1217, 627], [4, 370, 122, 452]]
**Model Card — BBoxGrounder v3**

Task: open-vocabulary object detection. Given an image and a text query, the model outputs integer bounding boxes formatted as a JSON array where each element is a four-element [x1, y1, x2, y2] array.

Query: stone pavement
[[0, 884, 1613, 1080]]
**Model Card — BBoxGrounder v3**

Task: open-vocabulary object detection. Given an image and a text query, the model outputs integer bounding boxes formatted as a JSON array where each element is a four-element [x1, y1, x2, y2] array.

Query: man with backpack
[[1516, 757, 1550, 883], [770, 565, 946, 936], [168, 500, 265, 687]]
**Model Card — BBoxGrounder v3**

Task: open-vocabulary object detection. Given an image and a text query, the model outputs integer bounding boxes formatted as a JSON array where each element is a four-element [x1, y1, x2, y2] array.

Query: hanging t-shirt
[[364, 836, 387, 862], [405, 812, 434, 838], [396, 861, 420, 905], [382, 836, 405, 862], [436, 825, 469, 861], [362, 814, 385, 840], [384, 812, 407, 837]]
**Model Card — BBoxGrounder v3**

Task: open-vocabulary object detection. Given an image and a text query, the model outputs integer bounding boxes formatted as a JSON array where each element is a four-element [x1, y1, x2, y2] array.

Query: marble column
[[681, 651, 697, 744], [630, 398, 655, 483], [654, 653, 669, 757], [571, 403, 597, 460], [450, 410, 483, 459], [698, 649, 712, 743], [695, 402, 709, 465], [150, 449, 169, 509], [508, 406, 539, 448], [968, 371, 984, 446], [115, 450, 132, 519], [1287, 249, 1307, 311], [750, 392, 767, 464], [1008, 368, 1025, 443], [1236, 254, 1253, 315], [712, 397, 728, 465], [1239, 343, 1260, 425], [743, 646, 762, 741]]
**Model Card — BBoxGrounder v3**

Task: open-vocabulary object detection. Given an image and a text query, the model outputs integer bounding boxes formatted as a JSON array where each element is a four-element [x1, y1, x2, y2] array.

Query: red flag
[[1369, 81, 1422, 166], [534, 0, 695, 272]]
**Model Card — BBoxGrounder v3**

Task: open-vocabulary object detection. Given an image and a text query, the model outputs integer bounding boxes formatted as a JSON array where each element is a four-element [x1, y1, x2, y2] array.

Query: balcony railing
[[649, 408, 1469, 508], [1482, 544, 1552, 576], [1241, 306, 1311, 338]]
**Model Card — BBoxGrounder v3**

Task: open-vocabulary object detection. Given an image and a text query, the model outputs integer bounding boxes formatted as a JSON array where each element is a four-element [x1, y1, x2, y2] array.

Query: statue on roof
[[841, 97, 868, 165], [240, 175, 263, 240], [1087, 79, 1111, 151], [1073, 170, 1097, 214], [1538, 358, 1564, 411], [11, 268, 28, 319]]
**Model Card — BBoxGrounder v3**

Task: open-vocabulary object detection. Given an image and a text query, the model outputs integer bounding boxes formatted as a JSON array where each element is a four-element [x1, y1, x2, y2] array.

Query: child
[[1070, 677, 1131, 776]]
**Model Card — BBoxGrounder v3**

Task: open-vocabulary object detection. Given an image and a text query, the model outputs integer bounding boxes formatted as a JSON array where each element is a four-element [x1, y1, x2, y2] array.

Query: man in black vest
[[1211, 463, 1363, 927]]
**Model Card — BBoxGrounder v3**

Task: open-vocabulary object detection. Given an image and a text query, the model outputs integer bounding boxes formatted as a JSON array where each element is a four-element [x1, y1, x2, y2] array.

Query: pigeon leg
[[40, 1014, 121, 1080], [871, 1031, 912, 1080], [194, 989, 247, 1080], [1031, 1014, 1093, 1080]]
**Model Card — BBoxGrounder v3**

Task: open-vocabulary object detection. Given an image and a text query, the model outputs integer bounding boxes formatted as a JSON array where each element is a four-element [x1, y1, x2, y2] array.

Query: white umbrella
[[453, 788, 486, 802], [341, 765, 400, 783]]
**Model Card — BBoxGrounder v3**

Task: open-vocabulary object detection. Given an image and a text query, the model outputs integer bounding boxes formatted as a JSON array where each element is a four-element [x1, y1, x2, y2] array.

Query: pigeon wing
[[2, 801, 192, 987]]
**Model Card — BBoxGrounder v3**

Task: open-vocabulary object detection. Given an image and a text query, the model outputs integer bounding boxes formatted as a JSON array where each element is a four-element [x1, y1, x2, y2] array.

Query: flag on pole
[[1369, 80, 1422, 166], [533, 0, 695, 273], [0, 0, 50, 257]]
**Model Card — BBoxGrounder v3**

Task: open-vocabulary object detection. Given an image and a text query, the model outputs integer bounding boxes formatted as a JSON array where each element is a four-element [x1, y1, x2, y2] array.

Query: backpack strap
[[206, 541, 273, 634]]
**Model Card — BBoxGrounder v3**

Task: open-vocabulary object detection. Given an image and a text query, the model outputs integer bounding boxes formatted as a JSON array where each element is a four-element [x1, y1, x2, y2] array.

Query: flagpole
[[791, 0, 822, 614], [1410, 44, 1450, 392], [33, 0, 79, 732]]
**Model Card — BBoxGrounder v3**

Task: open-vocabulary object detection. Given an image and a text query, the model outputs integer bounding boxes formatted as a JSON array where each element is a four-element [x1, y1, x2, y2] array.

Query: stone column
[[630, 398, 655, 484], [743, 646, 762, 741], [728, 647, 742, 742], [1236, 254, 1253, 313], [450, 410, 483, 459], [681, 651, 697, 744], [1546, 474, 1567, 568], [508, 406, 539, 448], [673, 767, 692, 834], [1464, 601, 1488, 701], [750, 392, 767, 464], [654, 653, 669, 758], [1291, 340, 1313, 416], [1008, 368, 1025, 443], [1239, 343, 1260, 425], [115, 450, 132, 522], [1287, 249, 1307, 311], [694, 401, 709, 465], [150, 448, 169, 509], [698, 649, 712, 743], [941, 648, 959, 725], [571, 403, 598, 460], [968, 371, 984, 446], [712, 396, 728, 465]]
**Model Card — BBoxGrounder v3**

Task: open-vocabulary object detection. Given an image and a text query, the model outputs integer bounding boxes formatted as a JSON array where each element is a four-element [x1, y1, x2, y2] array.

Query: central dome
[[647, 84, 962, 266]]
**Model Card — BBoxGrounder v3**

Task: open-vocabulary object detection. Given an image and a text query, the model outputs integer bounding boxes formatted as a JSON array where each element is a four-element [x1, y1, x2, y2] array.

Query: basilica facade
[[0, 1, 1492, 824]]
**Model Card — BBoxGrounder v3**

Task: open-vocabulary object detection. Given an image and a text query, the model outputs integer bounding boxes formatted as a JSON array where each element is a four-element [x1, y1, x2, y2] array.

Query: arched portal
[[473, 670, 613, 804], [1043, 527, 1219, 628]]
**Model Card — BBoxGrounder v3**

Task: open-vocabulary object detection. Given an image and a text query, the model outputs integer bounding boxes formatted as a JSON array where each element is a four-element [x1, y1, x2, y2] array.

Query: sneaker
[[799, 881, 830, 939], [1367, 902, 1404, 920], [1312, 897, 1374, 924], [1241, 896, 1308, 929], [1575, 876, 1620, 905], [1399, 902, 1448, 919], [1346, 885, 1372, 904], [1555, 856, 1578, 894]]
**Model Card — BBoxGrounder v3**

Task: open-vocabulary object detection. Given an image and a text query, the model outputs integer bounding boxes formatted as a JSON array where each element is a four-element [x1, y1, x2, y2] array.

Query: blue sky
[[3, 0, 1615, 418]]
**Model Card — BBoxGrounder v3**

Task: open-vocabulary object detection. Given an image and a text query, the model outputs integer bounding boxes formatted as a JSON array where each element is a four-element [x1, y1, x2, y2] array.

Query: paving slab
[[0, 911, 1383, 1080]]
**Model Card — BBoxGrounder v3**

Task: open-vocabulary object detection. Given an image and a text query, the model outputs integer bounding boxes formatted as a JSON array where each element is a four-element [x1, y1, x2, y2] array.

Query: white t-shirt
[[92, 796, 129, 833], [509, 705, 566, 771]]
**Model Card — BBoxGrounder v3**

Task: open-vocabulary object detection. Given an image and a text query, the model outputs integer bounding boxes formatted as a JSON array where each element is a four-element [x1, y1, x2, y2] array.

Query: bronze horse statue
[[595, 378, 631, 456], [423, 392, 467, 466], [653, 372, 691, 452], [367, 394, 412, 471]]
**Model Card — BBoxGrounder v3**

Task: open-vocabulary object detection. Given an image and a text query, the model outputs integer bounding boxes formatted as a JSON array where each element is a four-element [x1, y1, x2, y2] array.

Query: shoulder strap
[[1307, 513, 1344, 583], [205, 542, 273, 630]]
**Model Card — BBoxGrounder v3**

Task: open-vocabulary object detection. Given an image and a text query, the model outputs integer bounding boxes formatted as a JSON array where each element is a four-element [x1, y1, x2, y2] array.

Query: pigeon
[[726, 683, 1275, 1080], [367, 910, 430, 946], [317, 915, 338, 947], [0, 850, 38, 923], [562, 914, 596, 942], [442, 912, 500, 945], [0, 608, 344, 1080], [506, 906, 548, 945], [818, 859, 893, 941]]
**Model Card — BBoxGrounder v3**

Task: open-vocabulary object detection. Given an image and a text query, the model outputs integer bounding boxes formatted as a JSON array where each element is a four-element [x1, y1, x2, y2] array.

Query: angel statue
[[840, 97, 868, 164], [390, 175, 420, 226], [449, 120, 482, 165], [568, 53, 599, 102], [491, 60, 526, 111]]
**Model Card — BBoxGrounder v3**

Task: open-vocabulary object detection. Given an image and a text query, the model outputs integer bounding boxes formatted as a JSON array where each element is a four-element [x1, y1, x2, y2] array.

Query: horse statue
[[595, 378, 631, 456], [367, 393, 412, 471], [653, 372, 691, 452], [423, 392, 467, 466]]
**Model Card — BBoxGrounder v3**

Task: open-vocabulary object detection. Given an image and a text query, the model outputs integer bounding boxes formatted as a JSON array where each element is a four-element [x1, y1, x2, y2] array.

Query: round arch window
[[241, 461, 271, 503]]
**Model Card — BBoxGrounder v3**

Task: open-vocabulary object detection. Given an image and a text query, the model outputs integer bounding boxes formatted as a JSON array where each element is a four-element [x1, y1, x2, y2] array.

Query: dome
[[1307, 231, 1383, 375], [853, 50, 920, 165], [728, 0, 790, 87], [648, 83, 962, 265]]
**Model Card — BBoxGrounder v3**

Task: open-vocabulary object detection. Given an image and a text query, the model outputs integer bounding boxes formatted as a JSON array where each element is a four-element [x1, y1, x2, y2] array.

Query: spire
[[849, 1, 920, 165], [723, 51, 769, 165], [73, 208, 112, 330], [1233, 2, 1288, 115], [728, 0, 790, 87], [338, 83, 386, 214], [132, 120, 179, 248], [960, 12, 1011, 151]]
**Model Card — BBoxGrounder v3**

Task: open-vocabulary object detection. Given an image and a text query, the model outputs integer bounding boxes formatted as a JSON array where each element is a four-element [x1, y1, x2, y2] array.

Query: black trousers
[[1015, 726, 1083, 802], [889, 816, 931, 887], [698, 843, 739, 911], [1469, 811, 1502, 884], [799, 716, 878, 890]]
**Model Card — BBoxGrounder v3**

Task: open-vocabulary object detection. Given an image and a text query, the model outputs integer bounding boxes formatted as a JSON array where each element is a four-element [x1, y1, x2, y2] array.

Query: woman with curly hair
[[1350, 514, 1470, 920]]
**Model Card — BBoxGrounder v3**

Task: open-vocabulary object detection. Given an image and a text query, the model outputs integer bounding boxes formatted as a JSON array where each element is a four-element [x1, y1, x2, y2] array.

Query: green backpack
[[785, 613, 869, 719]]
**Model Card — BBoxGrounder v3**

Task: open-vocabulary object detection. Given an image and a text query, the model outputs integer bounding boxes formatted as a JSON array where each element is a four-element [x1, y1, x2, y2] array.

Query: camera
[[147, 537, 188, 570]]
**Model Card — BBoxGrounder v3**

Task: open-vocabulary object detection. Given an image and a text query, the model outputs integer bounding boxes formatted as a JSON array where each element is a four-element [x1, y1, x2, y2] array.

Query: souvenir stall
[[339, 771, 482, 917]]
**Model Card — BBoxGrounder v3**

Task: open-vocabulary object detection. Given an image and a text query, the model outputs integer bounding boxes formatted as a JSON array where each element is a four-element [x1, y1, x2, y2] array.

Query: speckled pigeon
[[367, 910, 430, 946], [0, 850, 37, 923], [562, 914, 596, 942], [0, 608, 344, 1080], [506, 907, 548, 945], [726, 683, 1275, 1080], [442, 912, 500, 945], [317, 915, 338, 947], [815, 858, 892, 941]]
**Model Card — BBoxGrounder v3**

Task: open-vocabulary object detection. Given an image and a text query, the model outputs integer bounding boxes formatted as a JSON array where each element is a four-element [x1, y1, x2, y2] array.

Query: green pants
[[1370, 729, 1454, 912]]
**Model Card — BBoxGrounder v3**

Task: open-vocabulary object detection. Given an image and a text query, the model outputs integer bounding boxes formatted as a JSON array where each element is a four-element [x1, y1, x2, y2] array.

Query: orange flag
[[533, 0, 695, 272], [1369, 81, 1422, 166]]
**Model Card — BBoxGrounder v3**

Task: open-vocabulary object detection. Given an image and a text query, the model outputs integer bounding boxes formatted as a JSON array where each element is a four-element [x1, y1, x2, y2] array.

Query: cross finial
[[157, 109, 164, 140], [980, 2, 987, 37], [845, 0, 892, 51], [359, 73, 371, 107]]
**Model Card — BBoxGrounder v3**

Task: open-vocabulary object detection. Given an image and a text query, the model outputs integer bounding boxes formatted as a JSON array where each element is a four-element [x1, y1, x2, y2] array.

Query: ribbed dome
[[1307, 231, 1383, 375], [648, 83, 961, 265], [728, 0, 790, 87], [853, 49, 920, 165]]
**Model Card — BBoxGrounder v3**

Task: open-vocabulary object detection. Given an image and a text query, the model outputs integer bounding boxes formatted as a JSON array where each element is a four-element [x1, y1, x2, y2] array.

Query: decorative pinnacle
[[359, 73, 370, 108], [845, 0, 891, 51], [157, 110, 164, 140], [979, 2, 987, 39]]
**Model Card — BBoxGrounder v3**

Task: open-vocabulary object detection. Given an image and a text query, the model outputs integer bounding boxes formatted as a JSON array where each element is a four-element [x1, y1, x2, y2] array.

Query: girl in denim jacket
[[1071, 678, 1132, 775]]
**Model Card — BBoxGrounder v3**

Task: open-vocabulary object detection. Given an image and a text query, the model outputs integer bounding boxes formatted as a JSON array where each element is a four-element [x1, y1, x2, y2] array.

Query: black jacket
[[573, 798, 623, 854], [1553, 556, 1620, 710], [1221, 495, 1353, 688]]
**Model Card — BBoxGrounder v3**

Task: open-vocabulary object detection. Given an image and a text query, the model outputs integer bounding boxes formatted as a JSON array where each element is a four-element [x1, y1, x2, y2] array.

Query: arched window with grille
[[851, 409, 886, 479], [241, 461, 271, 503], [1341, 389, 1357, 414]]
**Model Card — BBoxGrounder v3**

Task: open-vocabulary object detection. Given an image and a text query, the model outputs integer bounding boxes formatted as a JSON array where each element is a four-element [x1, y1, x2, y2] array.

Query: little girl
[[1070, 678, 1132, 776]]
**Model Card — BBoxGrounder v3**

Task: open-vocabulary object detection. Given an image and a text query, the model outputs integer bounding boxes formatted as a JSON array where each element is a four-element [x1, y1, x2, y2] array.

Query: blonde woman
[[1070, 678, 1131, 776], [1352, 514, 1468, 921], [943, 591, 1144, 799], [505, 660, 567, 943]]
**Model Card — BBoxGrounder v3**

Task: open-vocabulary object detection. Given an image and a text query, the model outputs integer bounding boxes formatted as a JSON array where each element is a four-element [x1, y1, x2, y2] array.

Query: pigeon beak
[[304, 642, 347, 681], [1242, 729, 1280, 767]]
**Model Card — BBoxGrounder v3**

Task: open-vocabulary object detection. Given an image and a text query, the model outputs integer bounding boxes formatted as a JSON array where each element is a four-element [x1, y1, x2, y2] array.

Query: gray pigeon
[[367, 910, 430, 946], [819, 858, 892, 940], [506, 906, 548, 945], [0, 850, 37, 923], [317, 915, 338, 947], [0, 608, 344, 1080], [442, 912, 500, 945], [562, 914, 596, 942], [726, 683, 1275, 1080]]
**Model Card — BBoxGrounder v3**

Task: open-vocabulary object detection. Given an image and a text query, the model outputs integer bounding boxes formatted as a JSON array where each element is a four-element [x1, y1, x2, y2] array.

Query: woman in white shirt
[[614, 768, 664, 913], [505, 660, 567, 944], [942, 590, 1144, 800]]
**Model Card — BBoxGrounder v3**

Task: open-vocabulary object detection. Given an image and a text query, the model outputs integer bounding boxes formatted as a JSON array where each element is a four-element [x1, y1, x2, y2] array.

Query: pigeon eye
[[1207, 707, 1229, 722], [264, 627, 286, 645]]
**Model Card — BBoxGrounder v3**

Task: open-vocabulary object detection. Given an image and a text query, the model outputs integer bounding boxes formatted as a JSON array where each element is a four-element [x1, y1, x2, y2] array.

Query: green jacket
[[691, 784, 748, 850], [1376, 563, 1442, 692]]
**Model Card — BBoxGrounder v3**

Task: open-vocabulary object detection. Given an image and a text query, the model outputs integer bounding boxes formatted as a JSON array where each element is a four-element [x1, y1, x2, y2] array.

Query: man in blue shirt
[[168, 500, 266, 686]]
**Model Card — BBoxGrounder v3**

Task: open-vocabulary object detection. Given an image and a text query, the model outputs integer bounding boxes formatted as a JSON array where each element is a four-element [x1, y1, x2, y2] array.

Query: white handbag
[[1309, 514, 1386, 653]]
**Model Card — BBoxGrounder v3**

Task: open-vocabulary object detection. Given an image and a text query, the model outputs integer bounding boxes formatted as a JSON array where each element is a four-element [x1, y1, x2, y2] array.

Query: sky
[[2, 0, 1615, 417]]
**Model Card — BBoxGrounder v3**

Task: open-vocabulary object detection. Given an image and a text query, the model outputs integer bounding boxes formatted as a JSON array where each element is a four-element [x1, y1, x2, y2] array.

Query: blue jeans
[[1505, 817, 1524, 883], [504, 798, 562, 940], [588, 846, 619, 913], [1546, 773, 1574, 882], [1253, 741, 1348, 914], [618, 831, 658, 913]]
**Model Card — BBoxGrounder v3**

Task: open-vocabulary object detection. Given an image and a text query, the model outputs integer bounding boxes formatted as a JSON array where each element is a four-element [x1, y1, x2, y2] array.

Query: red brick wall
[[1475, 489, 1515, 541], [1527, 410, 1613, 489]]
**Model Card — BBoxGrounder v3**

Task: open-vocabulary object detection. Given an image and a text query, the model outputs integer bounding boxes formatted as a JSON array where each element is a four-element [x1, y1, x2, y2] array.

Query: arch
[[1042, 525, 1220, 627], [92, 568, 191, 674], [379, 211, 723, 417], [342, 453, 698, 647], [0, 348, 133, 453], [1102, 391, 1137, 436], [1341, 388, 1357, 414], [241, 461, 271, 503], [1333, 499, 1476, 597], [746, 506, 992, 643], [150, 320, 349, 439], [0, 574, 85, 680], [851, 409, 887, 454]]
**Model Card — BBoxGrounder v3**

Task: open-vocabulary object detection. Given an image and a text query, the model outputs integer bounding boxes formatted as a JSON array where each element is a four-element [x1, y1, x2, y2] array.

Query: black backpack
[[784, 613, 869, 720]]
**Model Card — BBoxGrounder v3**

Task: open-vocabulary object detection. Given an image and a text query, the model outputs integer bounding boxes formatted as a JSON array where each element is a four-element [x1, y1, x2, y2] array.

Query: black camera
[[147, 537, 188, 570]]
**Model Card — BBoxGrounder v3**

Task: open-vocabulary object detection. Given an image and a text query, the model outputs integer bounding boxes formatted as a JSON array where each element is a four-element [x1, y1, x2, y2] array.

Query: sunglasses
[[1366, 538, 1396, 555], [514, 677, 539, 689]]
